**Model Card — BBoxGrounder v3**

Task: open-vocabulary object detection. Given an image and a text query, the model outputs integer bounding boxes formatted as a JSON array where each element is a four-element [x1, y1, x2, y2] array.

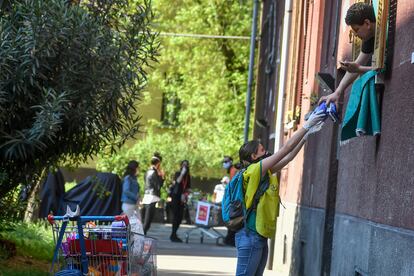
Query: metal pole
[[243, 0, 260, 143], [269, 0, 293, 271], [274, 0, 293, 152]]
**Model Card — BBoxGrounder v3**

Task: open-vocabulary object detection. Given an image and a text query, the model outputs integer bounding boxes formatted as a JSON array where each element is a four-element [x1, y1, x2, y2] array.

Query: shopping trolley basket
[[184, 200, 225, 244], [48, 212, 157, 276]]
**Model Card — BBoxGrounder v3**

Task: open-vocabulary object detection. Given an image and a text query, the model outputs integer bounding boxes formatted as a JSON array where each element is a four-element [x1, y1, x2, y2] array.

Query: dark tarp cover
[[39, 171, 122, 217], [39, 169, 66, 218]]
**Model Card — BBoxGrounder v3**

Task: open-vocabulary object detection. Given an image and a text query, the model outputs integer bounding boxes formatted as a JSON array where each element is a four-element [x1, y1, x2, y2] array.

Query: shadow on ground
[[148, 223, 236, 258]]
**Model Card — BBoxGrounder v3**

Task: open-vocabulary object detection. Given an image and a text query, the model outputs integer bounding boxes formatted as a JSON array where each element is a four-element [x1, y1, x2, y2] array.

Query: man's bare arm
[[319, 52, 371, 105]]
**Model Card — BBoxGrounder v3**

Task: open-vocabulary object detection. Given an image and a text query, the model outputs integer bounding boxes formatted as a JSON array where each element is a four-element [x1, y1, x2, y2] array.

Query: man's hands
[[319, 90, 341, 106], [339, 61, 362, 73], [318, 61, 359, 106]]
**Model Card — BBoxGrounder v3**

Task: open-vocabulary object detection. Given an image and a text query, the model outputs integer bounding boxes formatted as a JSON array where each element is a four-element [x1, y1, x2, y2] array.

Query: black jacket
[[171, 171, 191, 197], [144, 167, 164, 197]]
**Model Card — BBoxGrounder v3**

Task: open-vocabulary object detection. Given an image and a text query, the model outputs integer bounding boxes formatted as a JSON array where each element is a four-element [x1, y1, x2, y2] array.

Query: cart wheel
[[185, 233, 189, 243]]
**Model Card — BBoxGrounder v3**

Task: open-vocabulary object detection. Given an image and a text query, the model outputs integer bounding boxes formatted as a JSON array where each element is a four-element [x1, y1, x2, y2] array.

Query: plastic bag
[[129, 210, 144, 235]]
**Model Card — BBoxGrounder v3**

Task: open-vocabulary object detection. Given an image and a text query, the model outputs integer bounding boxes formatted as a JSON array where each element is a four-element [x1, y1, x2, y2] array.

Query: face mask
[[253, 151, 272, 163], [223, 162, 231, 169]]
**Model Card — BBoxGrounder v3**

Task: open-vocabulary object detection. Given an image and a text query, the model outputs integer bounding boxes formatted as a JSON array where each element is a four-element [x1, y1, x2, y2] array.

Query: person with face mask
[[233, 111, 325, 275], [222, 156, 238, 180], [212, 176, 230, 204], [170, 160, 191, 242]]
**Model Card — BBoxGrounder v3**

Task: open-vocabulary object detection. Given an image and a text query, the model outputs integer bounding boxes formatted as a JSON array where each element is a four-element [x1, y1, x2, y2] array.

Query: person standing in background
[[213, 176, 230, 243], [141, 153, 164, 235], [121, 160, 140, 217], [212, 176, 230, 204], [222, 156, 238, 180], [170, 160, 191, 242]]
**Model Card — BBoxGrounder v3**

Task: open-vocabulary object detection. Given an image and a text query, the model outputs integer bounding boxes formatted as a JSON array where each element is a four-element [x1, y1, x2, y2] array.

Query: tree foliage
[[0, 0, 159, 199], [97, 0, 253, 179]]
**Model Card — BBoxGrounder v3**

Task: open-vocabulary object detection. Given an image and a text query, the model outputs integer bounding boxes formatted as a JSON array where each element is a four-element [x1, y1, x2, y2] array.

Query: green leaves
[[0, 0, 159, 199], [97, 0, 252, 180]]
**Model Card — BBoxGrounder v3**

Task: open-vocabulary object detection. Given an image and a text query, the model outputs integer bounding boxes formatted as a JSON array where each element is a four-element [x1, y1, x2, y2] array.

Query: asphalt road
[[146, 223, 277, 276], [146, 223, 238, 275]]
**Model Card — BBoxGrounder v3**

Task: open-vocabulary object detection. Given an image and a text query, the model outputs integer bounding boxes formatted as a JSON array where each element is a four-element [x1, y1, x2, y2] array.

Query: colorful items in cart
[[111, 220, 128, 238], [98, 260, 127, 276], [87, 266, 101, 276]]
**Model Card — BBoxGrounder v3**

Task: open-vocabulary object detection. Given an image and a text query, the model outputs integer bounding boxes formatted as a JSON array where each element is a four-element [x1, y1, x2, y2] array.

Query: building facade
[[254, 0, 414, 275]]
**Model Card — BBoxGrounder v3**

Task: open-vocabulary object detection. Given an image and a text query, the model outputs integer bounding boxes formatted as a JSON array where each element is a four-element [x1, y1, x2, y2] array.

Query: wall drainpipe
[[243, 0, 260, 143], [269, 0, 293, 271]]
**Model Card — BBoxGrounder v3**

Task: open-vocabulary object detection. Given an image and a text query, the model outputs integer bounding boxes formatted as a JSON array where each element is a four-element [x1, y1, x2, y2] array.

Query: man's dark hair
[[345, 3, 376, 25]]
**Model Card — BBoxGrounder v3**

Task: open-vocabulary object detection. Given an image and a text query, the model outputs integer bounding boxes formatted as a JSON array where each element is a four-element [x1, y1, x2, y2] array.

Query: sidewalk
[[146, 223, 274, 276]]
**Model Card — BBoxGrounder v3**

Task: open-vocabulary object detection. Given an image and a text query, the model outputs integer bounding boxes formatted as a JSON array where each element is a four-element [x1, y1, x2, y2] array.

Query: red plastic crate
[[69, 239, 123, 255]]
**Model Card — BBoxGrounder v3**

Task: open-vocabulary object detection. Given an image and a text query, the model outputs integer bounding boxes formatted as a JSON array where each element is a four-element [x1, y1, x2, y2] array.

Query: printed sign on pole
[[195, 201, 210, 226]]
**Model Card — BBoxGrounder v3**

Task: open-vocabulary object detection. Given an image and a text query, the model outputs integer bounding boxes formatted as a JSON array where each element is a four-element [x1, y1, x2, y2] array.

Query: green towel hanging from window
[[341, 70, 381, 141]]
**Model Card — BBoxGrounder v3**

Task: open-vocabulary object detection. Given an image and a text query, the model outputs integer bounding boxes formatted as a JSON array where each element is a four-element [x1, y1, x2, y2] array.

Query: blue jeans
[[235, 228, 268, 276]]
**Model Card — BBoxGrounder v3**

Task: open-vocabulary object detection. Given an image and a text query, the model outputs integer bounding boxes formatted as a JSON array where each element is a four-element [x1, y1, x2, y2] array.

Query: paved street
[[146, 223, 274, 276], [146, 223, 236, 275]]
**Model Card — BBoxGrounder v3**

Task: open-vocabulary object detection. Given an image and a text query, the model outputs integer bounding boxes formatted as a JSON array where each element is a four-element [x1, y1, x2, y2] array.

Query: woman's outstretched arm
[[261, 111, 326, 175], [261, 127, 308, 175], [270, 137, 306, 174]]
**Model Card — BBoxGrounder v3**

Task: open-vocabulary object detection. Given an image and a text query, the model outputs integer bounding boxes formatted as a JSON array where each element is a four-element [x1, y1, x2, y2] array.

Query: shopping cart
[[184, 200, 225, 245], [48, 211, 157, 276]]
